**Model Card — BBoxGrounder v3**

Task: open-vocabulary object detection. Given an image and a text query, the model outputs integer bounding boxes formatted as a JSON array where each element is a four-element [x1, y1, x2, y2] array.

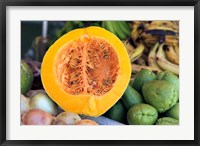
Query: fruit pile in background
[[21, 21, 179, 125]]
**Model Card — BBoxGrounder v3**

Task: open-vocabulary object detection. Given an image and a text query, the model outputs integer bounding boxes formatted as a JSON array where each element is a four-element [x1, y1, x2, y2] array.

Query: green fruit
[[129, 79, 134, 87], [29, 92, 58, 115], [157, 71, 179, 97], [142, 80, 178, 113], [132, 69, 156, 92], [165, 103, 179, 120], [121, 85, 143, 110], [156, 117, 179, 125], [21, 60, 33, 95], [127, 103, 158, 125], [105, 100, 126, 123]]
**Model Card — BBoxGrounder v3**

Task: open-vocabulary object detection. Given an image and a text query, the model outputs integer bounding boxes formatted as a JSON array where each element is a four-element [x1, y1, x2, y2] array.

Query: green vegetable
[[165, 103, 179, 120], [105, 101, 126, 123], [56, 21, 101, 38], [142, 80, 178, 113], [156, 117, 179, 125], [21, 60, 33, 95], [127, 103, 158, 125], [157, 71, 179, 97], [121, 85, 143, 110], [132, 69, 156, 93]]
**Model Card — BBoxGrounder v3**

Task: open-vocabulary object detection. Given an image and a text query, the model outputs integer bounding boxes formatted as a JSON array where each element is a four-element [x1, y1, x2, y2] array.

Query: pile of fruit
[[105, 69, 179, 125], [21, 21, 179, 125]]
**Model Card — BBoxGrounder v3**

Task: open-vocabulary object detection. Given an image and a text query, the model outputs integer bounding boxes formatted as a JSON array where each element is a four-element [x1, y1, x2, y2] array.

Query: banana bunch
[[147, 42, 179, 75], [146, 22, 178, 47], [102, 21, 131, 40], [131, 21, 149, 46], [130, 21, 179, 75], [131, 21, 179, 47], [145, 21, 178, 32]]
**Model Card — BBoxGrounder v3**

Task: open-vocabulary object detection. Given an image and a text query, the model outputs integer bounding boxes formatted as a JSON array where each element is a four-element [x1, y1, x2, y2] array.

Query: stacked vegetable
[[21, 21, 179, 125]]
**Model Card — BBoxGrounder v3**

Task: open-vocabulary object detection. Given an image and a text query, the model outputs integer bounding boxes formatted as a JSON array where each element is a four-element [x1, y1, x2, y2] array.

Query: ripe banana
[[150, 21, 178, 30], [131, 26, 139, 45], [146, 21, 178, 33], [164, 45, 179, 65], [174, 44, 179, 59], [147, 42, 162, 72], [132, 63, 161, 74], [165, 35, 179, 46], [141, 33, 158, 47], [135, 55, 146, 66], [156, 43, 179, 75], [123, 40, 144, 62], [131, 22, 145, 46], [130, 43, 145, 62], [123, 39, 135, 59]]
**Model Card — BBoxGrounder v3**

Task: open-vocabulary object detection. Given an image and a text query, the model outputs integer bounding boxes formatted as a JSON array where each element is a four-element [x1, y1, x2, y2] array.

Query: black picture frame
[[0, 0, 199, 146]]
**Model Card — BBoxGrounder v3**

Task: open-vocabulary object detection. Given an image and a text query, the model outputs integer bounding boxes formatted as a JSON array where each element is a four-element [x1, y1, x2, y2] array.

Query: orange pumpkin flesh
[[41, 26, 131, 117]]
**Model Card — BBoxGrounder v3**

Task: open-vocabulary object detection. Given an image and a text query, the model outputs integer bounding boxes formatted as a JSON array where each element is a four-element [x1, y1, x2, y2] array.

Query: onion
[[75, 119, 99, 125], [22, 109, 55, 125], [53, 119, 67, 125], [20, 94, 30, 115], [56, 111, 81, 125], [29, 92, 58, 115]]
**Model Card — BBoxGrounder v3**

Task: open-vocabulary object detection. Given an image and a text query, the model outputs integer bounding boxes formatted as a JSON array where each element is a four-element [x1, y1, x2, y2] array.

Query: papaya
[[41, 26, 131, 117]]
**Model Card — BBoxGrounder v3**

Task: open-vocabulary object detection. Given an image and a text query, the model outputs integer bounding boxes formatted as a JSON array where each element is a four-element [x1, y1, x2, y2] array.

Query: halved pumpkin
[[41, 26, 131, 117]]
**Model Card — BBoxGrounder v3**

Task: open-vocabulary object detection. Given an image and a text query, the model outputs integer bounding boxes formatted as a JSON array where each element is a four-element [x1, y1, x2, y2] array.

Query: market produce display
[[21, 21, 179, 125]]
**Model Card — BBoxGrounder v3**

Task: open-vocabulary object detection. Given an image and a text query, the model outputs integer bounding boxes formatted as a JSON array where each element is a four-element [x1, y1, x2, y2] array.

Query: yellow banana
[[150, 21, 178, 30], [132, 64, 161, 74], [130, 43, 145, 62], [147, 42, 163, 72], [141, 34, 158, 47], [123, 39, 135, 59], [123, 40, 144, 62], [131, 26, 140, 45], [131, 21, 146, 45], [146, 26, 178, 33], [174, 44, 179, 59], [165, 45, 179, 65], [135, 56, 146, 66], [165, 35, 179, 46], [156, 43, 179, 75]]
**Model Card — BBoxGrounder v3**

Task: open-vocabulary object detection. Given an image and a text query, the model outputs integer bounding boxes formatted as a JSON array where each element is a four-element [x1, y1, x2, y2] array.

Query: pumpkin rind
[[41, 26, 131, 117]]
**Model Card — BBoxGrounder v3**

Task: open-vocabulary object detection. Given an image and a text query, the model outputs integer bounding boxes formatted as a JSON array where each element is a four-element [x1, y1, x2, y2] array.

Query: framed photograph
[[0, 0, 199, 145]]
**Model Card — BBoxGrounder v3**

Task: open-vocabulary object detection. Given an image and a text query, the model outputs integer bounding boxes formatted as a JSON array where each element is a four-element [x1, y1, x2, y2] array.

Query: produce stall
[[21, 21, 179, 125]]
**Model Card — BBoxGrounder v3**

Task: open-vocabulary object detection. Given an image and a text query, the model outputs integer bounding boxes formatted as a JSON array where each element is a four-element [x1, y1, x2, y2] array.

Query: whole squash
[[41, 26, 131, 117]]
